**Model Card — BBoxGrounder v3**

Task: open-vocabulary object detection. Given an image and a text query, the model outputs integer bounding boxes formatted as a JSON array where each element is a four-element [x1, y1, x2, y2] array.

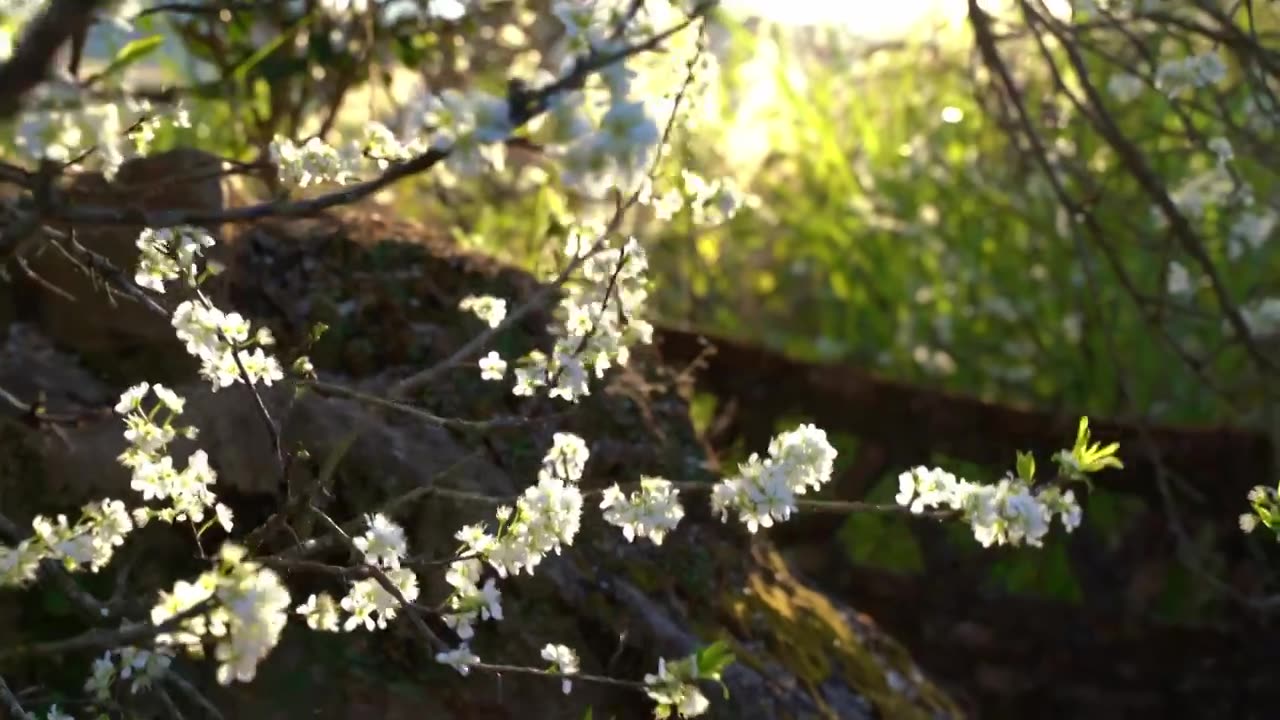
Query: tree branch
[[0, 0, 105, 120]]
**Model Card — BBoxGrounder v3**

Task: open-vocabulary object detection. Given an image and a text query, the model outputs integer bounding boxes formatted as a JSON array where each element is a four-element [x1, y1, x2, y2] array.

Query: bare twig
[[0, 0, 106, 120], [0, 601, 212, 664], [0, 674, 29, 720]]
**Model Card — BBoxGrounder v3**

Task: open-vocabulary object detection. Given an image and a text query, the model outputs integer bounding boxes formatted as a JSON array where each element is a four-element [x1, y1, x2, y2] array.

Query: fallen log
[[795, 559, 1280, 720]]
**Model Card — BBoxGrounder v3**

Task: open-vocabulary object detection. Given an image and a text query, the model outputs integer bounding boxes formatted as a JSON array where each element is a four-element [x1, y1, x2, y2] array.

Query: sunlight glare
[[725, 0, 969, 35]]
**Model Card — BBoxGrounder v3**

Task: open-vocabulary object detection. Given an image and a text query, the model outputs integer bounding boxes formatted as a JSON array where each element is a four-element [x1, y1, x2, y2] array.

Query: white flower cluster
[[339, 567, 420, 632], [171, 301, 284, 390], [0, 499, 134, 587], [433, 433, 589, 671], [418, 88, 514, 178], [676, 169, 752, 226], [269, 135, 366, 189], [636, 169, 753, 225], [0, 535, 41, 587], [131, 225, 285, 391], [710, 424, 838, 533], [541, 643, 580, 694], [134, 225, 218, 294], [1, 379, 239, 588], [1106, 72, 1145, 103], [271, 118, 437, 187], [599, 476, 685, 545], [472, 432, 587, 578], [551, 0, 624, 49], [504, 234, 653, 402], [479, 351, 508, 381], [84, 645, 173, 702], [295, 592, 342, 631], [442, 557, 502, 640], [1154, 51, 1228, 95], [555, 93, 661, 198], [116, 382, 233, 529], [268, 0, 698, 198], [269, 82, 513, 190], [353, 512, 409, 568], [895, 467, 1082, 548], [339, 513, 421, 631], [1166, 260, 1193, 296], [524, 1, 699, 198], [1164, 166, 1239, 221], [12, 71, 190, 179], [150, 544, 291, 685], [644, 655, 710, 719], [363, 121, 426, 169], [458, 294, 508, 328], [1239, 297, 1280, 338], [436, 644, 481, 675], [1227, 209, 1277, 260], [1240, 485, 1279, 534]]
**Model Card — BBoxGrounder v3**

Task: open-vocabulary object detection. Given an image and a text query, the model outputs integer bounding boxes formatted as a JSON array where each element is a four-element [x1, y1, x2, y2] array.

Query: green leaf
[[582, 707, 593, 720], [95, 34, 165, 82], [1074, 416, 1090, 449], [231, 14, 312, 85], [309, 322, 330, 344], [694, 640, 736, 680], [1015, 450, 1036, 482], [1063, 416, 1123, 476]]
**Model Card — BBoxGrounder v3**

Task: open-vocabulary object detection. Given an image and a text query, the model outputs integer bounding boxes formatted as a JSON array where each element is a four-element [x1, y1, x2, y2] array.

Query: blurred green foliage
[[4, 3, 1276, 615]]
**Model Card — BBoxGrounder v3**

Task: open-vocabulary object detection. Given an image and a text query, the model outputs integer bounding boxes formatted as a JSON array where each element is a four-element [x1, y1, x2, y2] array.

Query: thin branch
[[135, 2, 266, 20], [0, 0, 105, 120], [163, 672, 225, 720], [469, 661, 643, 691], [270, 450, 481, 560], [305, 379, 556, 431], [0, 601, 212, 664], [46, 3, 718, 230], [0, 674, 29, 720], [307, 506, 447, 651], [387, 12, 710, 400]]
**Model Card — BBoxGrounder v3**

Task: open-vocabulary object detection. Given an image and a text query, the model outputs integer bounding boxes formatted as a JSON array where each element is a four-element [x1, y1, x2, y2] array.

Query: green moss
[[719, 545, 960, 720]]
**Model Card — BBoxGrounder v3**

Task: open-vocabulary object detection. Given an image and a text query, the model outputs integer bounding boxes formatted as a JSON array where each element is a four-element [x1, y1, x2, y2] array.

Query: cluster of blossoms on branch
[[897, 418, 1119, 548], [271, 0, 702, 201], [0, 209, 1123, 719], [2, 0, 192, 178], [710, 424, 839, 533], [0, 2, 1145, 720], [149, 544, 292, 685]]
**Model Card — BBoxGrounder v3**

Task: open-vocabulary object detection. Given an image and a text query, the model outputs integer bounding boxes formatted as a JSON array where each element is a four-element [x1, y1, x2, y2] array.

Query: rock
[[0, 213, 962, 719], [14, 148, 231, 383]]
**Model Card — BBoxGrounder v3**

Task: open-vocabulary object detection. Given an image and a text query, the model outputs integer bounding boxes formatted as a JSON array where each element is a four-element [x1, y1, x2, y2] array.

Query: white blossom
[[479, 351, 508, 381], [354, 513, 408, 569], [710, 424, 837, 533], [436, 644, 480, 675], [600, 477, 684, 545], [296, 593, 341, 632], [541, 643, 580, 694]]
